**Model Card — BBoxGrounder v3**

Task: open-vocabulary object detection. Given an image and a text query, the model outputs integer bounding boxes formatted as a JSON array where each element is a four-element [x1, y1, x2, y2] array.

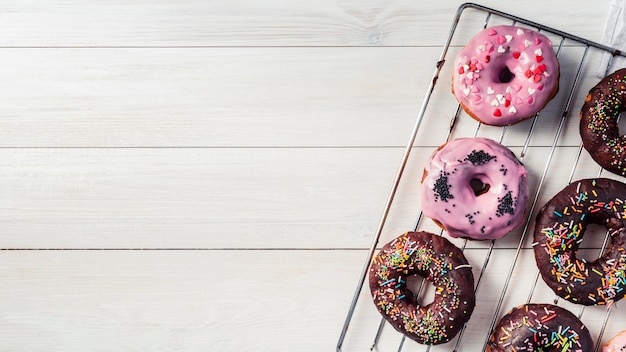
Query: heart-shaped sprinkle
[[496, 36, 506, 44], [537, 83, 544, 91], [493, 108, 502, 117], [487, 87, 495, 95], [505, 35, 513, 42], [497, 46, 506, 53], [509, 106, 517, 113], [513, 85, 522, 92], [458, 66, 465, 74], [536, 55, 544, 63], [496, 94, 505, 104], [512, 52, 521, 59], [479, 44, 486, 51], [524, 39, 531, 48], [525, 70, 533, 78], [528, 87, 536, 95], [467, 72, 474, 79], [484, 55, 490, 63], [533, 75, 541, 83], [473, 95, 482, 103], [491, 99, 500, 106], [472, 86, 480, 93], [506, 87, 513, 93], [517, 28, 524, 35], [504, 99, 511, 107], [527, 96, 534, 104], [534, 48, 542, 56], [463, 87, 471, 96], [536, 38, 542, 45], [516, 97, 524, 105], [488, 28, 497, 36]]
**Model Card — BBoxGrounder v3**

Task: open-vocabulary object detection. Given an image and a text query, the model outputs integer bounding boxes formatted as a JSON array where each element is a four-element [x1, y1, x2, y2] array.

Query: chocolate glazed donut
[[580, 68, 626, 176], [486, 304, 593, 351], [534, 178, 626, 306], [369, 231, 475, 345]]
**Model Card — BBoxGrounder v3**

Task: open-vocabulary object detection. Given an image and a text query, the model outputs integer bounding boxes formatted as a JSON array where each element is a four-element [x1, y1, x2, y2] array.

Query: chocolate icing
[[580, 68, 626, 176], [486, 304, 593, 351], [534, 178, 626, 306], [369, 231, 475, 345]]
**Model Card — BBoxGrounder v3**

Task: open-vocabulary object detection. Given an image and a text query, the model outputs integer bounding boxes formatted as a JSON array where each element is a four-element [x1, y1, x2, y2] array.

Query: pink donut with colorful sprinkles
[[453, 25, 559, 126]]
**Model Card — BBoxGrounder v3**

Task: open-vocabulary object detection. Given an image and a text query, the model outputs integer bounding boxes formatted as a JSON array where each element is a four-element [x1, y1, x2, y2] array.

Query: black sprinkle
[[433, 172, 454, 202], [500, 164, 508, 176], [465, 150, 496, 165], [496, 191, 515, 217], [480, 226, 486, 234], [465, 213, 475, 225]]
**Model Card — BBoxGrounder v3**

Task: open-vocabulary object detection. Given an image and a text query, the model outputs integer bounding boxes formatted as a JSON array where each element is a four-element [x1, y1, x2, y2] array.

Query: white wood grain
[[0, 47, 427, 148], [0, 147, 401, 249], [0, 249, 366, 352], [0, 0, 610, 47]]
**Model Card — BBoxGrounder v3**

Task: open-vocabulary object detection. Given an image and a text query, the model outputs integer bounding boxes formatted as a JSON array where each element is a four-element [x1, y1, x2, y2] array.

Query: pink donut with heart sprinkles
[[453, 25, 559, 126]]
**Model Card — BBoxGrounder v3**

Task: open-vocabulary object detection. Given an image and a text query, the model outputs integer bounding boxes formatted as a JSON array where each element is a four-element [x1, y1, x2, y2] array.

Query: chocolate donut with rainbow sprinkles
[[534, 178, 626, 306], [581, 68, 626, 176], [369, 231, 475, 345], [486, 303, 593, 351], [453, 25, 559, 125]]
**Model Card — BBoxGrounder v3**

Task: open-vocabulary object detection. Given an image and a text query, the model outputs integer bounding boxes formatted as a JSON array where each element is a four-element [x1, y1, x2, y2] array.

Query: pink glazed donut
[[420, 138, 529, 240], [604, 331, 626, 352], [453, 25, 559, 126]]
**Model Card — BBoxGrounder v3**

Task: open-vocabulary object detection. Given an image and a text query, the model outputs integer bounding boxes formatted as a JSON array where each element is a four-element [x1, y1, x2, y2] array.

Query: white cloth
[[598, 0, 626, 77]]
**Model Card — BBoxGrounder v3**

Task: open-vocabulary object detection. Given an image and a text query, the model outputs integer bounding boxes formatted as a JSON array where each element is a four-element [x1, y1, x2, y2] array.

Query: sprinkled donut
[[603, 330, 626, 352], [369, 231, 475, 345], [453, 25, 559, 125], [580, 68, 626, 176], [534, 178, 626, 306], [420, 137, 529, 240], [486, 303, 593, 351]]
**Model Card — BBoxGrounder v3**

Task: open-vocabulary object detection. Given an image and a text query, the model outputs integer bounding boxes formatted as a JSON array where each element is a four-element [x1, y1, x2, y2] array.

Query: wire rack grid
[[337, 3, 626, 352]]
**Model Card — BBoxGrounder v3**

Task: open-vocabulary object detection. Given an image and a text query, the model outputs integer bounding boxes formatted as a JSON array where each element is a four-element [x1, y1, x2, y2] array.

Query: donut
[[580, 68, 626, 176], [486, 303, 593, 351], [453, 25, 560, 126], [603, 330, 626, 352], [534, 178, 626, 306], [420, 137, 529, 240], [369, 231, 475, 345]]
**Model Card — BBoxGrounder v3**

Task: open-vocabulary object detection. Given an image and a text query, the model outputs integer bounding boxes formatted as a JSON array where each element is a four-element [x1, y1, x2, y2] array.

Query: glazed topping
[[421, 138, 528, 240], [603, 330, 626, 352], [369, 232, 474, 345], [453, 25, 559, 125]]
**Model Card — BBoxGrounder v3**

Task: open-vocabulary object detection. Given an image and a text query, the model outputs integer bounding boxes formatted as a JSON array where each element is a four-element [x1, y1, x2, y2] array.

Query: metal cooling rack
[[337, 3, 626, 352]]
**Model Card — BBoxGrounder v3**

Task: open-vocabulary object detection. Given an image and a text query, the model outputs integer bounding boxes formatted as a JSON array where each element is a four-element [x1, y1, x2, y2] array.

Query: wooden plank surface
[[2, 0, 625, 351]]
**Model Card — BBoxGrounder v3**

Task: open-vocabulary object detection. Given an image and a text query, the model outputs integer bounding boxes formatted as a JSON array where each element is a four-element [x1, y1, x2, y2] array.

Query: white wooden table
[[1, 1, 625, 351]]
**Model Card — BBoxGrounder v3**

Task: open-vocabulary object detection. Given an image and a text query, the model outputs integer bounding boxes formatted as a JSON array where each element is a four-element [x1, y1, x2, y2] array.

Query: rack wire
[[337, 3, 626, 352]]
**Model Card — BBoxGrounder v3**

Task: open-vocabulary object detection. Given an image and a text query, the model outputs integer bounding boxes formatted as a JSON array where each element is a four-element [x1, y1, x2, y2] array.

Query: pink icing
[[420, 138, 528, 240], [604, 331, 626, 352], [453, 25, 559, 125]]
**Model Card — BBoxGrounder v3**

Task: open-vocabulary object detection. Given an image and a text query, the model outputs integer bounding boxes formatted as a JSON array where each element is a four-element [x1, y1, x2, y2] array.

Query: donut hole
[[576, 223, 613, 262], [406, 274, 436, 307], [470, 178, 490, 196], [497, 66, 515, 83]]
